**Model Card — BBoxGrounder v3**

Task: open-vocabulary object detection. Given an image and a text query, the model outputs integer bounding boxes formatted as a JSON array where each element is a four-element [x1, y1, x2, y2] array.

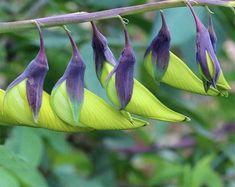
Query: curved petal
[[3, 81, 90, 132], [51, 81, 148, 129], [144, 52, 222, 96], [103, 63, 190, 122]]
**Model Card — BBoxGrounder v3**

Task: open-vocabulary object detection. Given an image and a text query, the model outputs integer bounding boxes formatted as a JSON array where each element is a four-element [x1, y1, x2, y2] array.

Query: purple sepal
[[111, 29, 135, 110], [53, 29, 85, 122], [91, 22, 116, 82], [144, 11, 171, 82], [187, 3, 221, 92], [6, 26, 48, 122], [208, 14, 217, 52]]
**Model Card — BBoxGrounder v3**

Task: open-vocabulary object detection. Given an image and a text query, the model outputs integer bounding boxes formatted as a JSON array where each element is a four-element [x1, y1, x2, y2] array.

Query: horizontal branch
[[0, 0, 233, 33]]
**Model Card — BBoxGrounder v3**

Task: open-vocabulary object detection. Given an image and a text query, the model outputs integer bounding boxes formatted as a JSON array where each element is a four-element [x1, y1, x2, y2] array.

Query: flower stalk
[[0, 0, 233, 33]]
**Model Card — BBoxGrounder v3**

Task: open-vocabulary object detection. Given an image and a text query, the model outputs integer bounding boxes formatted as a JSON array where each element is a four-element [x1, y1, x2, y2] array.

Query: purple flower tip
[[144, 11, 171, 82], [187, 3, 221, 92], [186, 2, 204, 32], [91, 21, 116, 82], [112, 28, 135, 109], [208, 14, 217, 52], [53, 28, 85, 122], [6, 22, 48, 122]]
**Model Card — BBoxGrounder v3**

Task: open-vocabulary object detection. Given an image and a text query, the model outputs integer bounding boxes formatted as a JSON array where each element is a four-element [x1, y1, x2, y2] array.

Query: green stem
[[0, 0, 233, 33]]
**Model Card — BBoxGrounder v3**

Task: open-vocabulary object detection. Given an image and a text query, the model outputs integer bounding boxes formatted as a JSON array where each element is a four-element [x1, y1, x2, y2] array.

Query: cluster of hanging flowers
[[0, 3, 231, 132]]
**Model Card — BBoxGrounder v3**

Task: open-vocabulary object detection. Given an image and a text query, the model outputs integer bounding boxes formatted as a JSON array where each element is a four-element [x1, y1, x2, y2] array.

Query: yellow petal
[[101, 62, 190, 122], [51, 82, 87, 128], [51, 81, 148, 130], [0, 89, 17, 125], [206, 51, 231, 91], [144, 52, 221, 96], [3, 80, 91, 132]]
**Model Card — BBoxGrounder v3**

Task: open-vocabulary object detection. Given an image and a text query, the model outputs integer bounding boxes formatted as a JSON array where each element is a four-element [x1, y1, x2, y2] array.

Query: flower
[[52, 27, 85, 124], [5, 22, 48, 122], [91, 21, 116, 83], [91, 22, 189, 122], [144, 11, 171, 83], [50, 27, 148, 129], [187, 3, 221, 92], [112, 28, 135, 110]]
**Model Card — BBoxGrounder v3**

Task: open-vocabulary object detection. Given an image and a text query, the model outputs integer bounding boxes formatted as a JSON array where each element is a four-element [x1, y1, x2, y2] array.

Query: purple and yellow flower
[[144, 9, 230, 96], [144, 11, 171, 83], [91, 21, 116, 83], [52, 27, 85, 124], [91, 22, 189, 122], [50, 27, 148, 129], [112, 28, 135, 110], [188, 3, 221, 92], [5, 22, 48, 122]]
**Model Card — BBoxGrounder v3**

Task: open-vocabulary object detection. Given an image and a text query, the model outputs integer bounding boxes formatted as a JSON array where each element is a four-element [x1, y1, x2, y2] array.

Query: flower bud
[[51, 28, 86, 126], [107, 28, 135, 110], [187, 3, 227, 92], [91, 23, 189, 122], [144, 11, 171, 83], [3, 77, 145, 131], [91, 21, 116, 84], [5, 22, 48, 123], [144, 7, 230, 96], [3, 81, 91, 132], [51, 83, 148, 129]]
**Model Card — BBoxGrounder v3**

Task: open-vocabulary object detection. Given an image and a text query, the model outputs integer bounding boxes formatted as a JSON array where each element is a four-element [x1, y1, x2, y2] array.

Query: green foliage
[[0, 145, 48, 187]]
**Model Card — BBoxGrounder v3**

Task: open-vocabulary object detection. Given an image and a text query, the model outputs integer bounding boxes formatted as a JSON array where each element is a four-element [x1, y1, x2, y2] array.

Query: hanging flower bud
[[96, 23, 189, 122], [144, 11, 229, 96], [114, 31, 135, 110], [187, 3, 221, 92], [208, 14, 217, 52], [112, 28, 135, 110], [91, 21, 116, 83], [5, 21, 48, 122], [50, 27, 147, 129], [3, 81, 147, 130], [144, 11, 171, 83], [51, 27, 86, 126]]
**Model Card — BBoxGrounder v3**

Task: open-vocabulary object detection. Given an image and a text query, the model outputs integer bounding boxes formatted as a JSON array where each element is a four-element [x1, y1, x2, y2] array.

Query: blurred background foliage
[[0, 0, 235, 186]]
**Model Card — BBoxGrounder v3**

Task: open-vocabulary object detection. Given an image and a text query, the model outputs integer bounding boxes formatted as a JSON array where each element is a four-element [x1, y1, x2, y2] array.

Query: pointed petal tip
[[91, 21, 97, 35], [186, 1, 204, 30], [184, 116, 191, 122], [208, 14, 217, 52], [132, 117, 150, 127], [160, 11, 167, 28], [32, 112, 39, 123], [219, 90, 229, 97]]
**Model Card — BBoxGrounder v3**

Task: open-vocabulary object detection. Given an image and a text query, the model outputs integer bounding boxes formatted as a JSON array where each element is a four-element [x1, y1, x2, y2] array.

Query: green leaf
[[181, 165, 193, 187], [5, 127, 44, 167], [0, 146, 48, 187], [191, 156, 223, 187], [54, 166, 104, 187], [0, 167, 20, 187], [38, 129, 72, 154], [53, 151, 93, 176]]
